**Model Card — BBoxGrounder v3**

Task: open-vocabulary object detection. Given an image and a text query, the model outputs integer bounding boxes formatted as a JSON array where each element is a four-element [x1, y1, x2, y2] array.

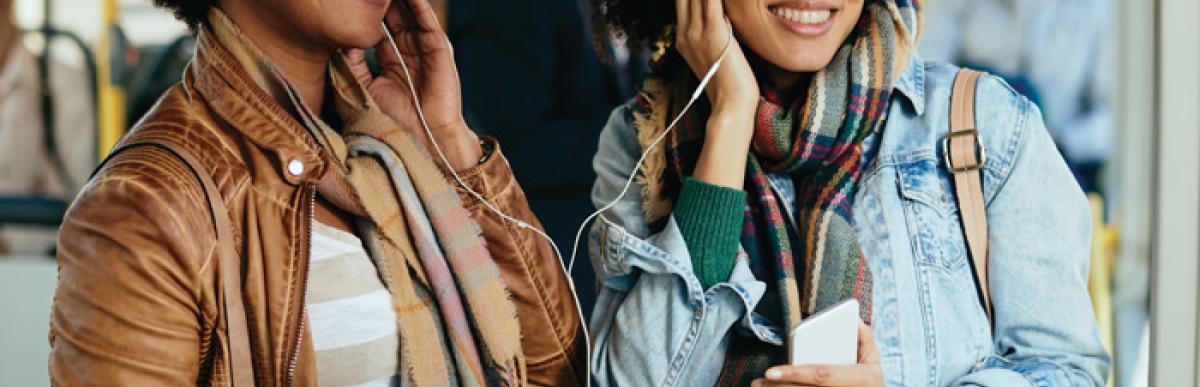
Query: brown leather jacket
[[48, 27, 584, 386]]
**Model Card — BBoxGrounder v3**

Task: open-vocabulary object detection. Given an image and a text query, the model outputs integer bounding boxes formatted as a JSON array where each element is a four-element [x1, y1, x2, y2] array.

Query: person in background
[[444, 0, 641, 316], [921, 0, 1114, 193], [0, 0, 95, 255]]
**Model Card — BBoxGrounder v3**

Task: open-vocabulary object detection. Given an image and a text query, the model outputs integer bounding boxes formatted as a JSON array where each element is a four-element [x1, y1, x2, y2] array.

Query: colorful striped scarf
[[632, 1, 920, 383]]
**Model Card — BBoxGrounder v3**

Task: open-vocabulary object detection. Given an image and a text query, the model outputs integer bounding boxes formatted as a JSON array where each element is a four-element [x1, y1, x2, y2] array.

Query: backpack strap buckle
[[942, 129, 987, 173]]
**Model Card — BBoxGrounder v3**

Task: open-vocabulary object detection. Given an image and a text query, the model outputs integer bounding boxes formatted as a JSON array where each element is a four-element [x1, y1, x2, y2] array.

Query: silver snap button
[[287, 159, 304, 176]]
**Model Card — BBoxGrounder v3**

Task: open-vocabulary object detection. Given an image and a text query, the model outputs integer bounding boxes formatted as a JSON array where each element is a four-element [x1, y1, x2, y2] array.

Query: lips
[[771, 7, 832, 24], [768, 3, 838, 37]]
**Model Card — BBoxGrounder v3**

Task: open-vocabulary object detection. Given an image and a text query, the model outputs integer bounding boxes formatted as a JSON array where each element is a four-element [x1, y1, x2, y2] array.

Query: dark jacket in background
[[448, 0, 639, 319]]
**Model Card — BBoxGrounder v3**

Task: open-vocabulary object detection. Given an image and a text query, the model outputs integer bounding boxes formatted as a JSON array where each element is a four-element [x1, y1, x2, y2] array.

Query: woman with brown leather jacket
[[47, 0, 585, 385]]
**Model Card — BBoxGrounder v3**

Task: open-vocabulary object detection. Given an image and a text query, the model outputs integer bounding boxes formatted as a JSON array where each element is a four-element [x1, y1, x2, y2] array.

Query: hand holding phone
[[757, 299, 884, 386], [789, 299, 859, 366]]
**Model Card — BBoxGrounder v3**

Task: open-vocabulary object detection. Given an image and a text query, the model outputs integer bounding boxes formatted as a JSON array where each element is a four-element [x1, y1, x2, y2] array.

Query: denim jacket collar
[[894, 55, 926, 116]]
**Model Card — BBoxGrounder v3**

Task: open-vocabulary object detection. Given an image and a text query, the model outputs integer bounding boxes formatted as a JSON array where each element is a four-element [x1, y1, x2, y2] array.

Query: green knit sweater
[[673, 178, 747, 289]]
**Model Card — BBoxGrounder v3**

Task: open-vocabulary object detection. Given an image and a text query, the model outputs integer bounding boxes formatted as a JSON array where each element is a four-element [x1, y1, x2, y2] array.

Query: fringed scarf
[[313, 62, 527, 387], [631, 1, 920, 384], [206, 10, 525, 386]]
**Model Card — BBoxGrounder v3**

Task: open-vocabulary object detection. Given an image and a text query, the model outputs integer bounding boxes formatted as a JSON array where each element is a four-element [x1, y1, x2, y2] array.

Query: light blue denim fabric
[[586, 57, 1110, 387]]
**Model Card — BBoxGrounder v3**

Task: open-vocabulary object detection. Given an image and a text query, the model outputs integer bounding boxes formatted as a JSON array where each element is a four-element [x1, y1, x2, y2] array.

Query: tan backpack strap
[[97, 141, 256, 386], [946, 69, 993, 325]]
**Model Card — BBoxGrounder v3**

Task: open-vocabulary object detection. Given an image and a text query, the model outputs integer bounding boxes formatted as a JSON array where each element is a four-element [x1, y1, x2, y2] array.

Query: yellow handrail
[[96, 0, 125, 160], [1088, 194, 1118, 387]]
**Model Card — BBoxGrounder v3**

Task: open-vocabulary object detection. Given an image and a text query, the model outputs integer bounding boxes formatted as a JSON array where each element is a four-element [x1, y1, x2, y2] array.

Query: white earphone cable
[[566, 19, 735, 274], [381, 17, 732, 385], [380, 22, 588, 384]]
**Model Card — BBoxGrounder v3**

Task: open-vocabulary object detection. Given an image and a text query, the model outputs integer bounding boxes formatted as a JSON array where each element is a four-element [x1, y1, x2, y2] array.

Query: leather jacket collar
[[187, 21, 329, 186]]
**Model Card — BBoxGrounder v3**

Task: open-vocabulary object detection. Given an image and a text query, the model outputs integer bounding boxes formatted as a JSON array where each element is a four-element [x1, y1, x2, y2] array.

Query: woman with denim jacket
[[585, 0, 1110, 385]]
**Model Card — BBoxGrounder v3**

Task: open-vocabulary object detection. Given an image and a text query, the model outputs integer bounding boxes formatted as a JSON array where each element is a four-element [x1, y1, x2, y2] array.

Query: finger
[[386, 0, 444, 33], [858, 321, 881, 364], [374, 27, 402, 69], [764, 365, 877, 386], [675, 0, 690, 37], [401, 0, 444, 33], [383, 2, 404, 34], [343, 49, 375, 88], [751, 379, 818, 387], [858, 320, 874, 337], [671, 0, 698, 40], [373, 36, 412, 89], [387, 0, 451, 53], [689, 0, 704, 34], [378, 4, 419, 70], [703, 0, 722, 25]]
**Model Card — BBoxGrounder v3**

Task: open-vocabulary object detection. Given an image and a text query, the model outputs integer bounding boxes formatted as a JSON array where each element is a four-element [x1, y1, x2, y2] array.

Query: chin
[[318, 3, 389, 49], [762, 47, 841, 73], [334, 26, 388, 49], [728, 0, 863, 74], [345, 30, 386, 49]]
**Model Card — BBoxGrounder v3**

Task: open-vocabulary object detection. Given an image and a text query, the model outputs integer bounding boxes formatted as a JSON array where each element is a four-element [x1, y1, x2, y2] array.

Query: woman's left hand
[[346, 0, 482, 170], [752, 321, 885, 387]]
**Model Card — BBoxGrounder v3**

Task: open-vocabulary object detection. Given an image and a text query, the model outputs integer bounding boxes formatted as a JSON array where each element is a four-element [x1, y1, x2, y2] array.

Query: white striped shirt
[[306, 221, 400, 387]]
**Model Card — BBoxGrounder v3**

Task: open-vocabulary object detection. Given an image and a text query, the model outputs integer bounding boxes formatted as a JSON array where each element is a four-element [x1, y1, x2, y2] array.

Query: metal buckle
[[942, 129, 986, 173]]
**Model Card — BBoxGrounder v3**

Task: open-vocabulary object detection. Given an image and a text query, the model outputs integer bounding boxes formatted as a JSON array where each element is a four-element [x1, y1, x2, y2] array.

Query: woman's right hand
[[675, 0, 759, 120], [752, 322, 886, 387], [676, 0, 759, 189]]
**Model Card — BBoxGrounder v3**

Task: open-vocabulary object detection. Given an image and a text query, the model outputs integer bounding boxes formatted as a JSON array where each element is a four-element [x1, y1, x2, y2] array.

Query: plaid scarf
[[315, 59, 526, 387], [207, 10, 525, 386], [312, 61, 526, 387], [631, 1, 920, 384]]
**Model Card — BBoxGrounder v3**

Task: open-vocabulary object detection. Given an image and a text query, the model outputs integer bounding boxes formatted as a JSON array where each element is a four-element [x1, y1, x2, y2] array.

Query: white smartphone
[[789, 299, 859, 366]]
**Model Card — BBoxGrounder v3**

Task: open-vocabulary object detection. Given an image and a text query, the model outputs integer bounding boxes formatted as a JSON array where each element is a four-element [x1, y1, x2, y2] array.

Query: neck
[[744, 51, 814, 104], [218, 3, 331, 111], [765, 70, 809, 92], [760, 63, 814, 106]]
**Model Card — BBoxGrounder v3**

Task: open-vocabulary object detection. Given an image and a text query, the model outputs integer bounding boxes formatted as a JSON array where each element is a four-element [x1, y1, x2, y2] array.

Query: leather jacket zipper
[[286, 186, 316, 386]]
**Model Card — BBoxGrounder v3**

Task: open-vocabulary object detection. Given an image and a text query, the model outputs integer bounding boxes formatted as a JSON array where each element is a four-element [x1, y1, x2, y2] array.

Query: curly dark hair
[[588, 0, 675, 61], [152, 0, 214, 31]]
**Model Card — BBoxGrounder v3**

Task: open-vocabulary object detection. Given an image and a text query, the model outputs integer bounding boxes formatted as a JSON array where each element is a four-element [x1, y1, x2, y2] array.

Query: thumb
[[858, 320, 881, 364]]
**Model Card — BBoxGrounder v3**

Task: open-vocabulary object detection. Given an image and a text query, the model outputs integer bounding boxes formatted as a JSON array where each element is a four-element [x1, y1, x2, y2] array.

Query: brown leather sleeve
[[450, 137, 586, 386], [49, 147, 217, 386]]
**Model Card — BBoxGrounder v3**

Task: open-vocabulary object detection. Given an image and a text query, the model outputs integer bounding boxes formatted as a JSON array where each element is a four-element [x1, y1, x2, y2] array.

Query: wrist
[[427, 122, 483, 171], [710, 86, 759, 116], [706, 108, 755, 144]]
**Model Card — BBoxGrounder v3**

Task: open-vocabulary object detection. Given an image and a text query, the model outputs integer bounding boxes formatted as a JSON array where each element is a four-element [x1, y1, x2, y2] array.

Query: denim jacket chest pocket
[[894, 156, 971, 272]]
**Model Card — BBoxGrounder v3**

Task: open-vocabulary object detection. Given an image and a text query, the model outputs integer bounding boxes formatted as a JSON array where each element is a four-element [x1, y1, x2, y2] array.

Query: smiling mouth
[[771, 7, 832, 24], [769, 4, 838, 36]]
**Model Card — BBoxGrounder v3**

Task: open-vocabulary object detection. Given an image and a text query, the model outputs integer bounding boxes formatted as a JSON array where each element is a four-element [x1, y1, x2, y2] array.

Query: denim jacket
[[586, 57, 1110, 387]]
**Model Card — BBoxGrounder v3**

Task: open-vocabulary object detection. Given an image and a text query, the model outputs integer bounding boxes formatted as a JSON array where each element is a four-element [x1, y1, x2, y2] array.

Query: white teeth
[[772, 7, 831, 24]]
